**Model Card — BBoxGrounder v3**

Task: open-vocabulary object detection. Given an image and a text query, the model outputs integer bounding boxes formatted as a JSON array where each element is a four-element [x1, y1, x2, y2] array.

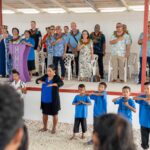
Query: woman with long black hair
[[78, 30, 94, 81]]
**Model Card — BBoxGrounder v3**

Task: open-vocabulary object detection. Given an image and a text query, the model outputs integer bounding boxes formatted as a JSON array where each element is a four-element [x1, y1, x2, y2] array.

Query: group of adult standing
[[0, 21, 149, 83], [41, 22, 106, 81]]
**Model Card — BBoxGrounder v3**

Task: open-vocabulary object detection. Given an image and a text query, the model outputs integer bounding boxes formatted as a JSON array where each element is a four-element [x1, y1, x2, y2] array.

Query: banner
[[9, 44, 30, 82]]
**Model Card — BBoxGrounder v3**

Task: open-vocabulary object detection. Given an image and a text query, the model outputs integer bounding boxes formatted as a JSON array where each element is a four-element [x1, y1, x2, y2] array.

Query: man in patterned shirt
[[110, 22, 130, 82]]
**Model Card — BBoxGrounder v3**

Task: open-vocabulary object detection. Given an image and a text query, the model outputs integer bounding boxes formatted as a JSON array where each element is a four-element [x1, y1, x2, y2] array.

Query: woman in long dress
[[8, 28, 22, 75], [10, 28, 22, 44], [78, 30, 94, 81]]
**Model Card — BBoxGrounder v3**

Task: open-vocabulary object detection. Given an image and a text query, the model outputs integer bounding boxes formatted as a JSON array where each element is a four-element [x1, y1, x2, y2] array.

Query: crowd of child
[[10, 65, 150, 150]]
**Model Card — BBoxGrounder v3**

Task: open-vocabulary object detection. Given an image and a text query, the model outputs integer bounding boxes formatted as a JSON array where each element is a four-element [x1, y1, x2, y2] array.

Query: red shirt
[[42, 33, 48, 49]]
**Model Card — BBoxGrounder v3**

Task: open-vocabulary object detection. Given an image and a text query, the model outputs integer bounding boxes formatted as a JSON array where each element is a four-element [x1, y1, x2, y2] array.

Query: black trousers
[[138, 57, 150, 82], [95, 53, 104, 79], [75, 54, 79, 76], [93, 117, 100, 131], [141, 126, 150, 149], [53, 56, 65, 77], [73, 118, 87, 133], [43, 48, 48, 69]]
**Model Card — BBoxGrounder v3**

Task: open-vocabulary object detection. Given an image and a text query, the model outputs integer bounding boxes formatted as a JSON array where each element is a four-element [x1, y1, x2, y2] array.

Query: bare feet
[[81, 135, 85, 139], [51, 128, 56, 134], [112, 79, 117, 82], [70, 135, 76, 140], [120, 80, 124, 83], [38, 128, 48, 132]]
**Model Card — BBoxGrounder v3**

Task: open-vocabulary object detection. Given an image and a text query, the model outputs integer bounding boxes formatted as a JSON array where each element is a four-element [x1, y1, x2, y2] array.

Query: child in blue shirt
[[87, 82, 107, 145], [70, 84, 91, 140], [90, 82, 107, 127], [112, 86, 136, 124], [133, 82, 150, 150]]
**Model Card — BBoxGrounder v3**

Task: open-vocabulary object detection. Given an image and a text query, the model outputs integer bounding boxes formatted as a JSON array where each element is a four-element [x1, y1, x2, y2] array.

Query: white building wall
[[3, 11, 145, 54], [24, 91, 140, 129]]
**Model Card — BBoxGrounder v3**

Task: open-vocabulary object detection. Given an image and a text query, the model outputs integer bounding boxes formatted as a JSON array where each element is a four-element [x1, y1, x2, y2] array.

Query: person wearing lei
[[110, 23, 130, 83], [90, 24, 106, 79], [78, 30, 94, 81], [29, 21, 42, 76], [46, 25, 55, 66], [10, 28, 22, 44], [52, 26, 67, 80]]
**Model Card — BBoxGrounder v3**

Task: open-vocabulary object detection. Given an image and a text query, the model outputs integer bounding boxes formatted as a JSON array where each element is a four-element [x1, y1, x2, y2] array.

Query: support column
[[141, 0, 149, 92]]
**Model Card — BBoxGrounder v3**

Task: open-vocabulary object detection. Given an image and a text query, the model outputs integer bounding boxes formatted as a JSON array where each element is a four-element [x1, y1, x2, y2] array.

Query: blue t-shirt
[[22, 38, 35, 60], [90, 91, 107, 117], [114, 97, 136, 123], [66, 31, 81, 52], [136, 95, 150, 128], [72, 95, 91, 118], [41, 78, 53, 103], [53, 35, 67, 57]]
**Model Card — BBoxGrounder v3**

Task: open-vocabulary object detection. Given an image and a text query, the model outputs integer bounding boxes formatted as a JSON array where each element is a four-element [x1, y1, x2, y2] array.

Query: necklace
[[80, 38, 90, 45], [114, 31, 125, 38], [54, 33, 63, 40]]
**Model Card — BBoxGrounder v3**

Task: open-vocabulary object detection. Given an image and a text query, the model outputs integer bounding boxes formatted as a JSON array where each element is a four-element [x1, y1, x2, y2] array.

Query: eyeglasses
[[50, 29, 55, 30]]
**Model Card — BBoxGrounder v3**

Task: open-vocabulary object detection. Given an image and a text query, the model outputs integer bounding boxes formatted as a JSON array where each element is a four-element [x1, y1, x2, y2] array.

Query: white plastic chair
[[91, 54, 98, 76], [108, 56, 127, 82], [128, 53, 138, 79], [39, 51, 46, 75], [103, 52, 111, 79], [64, 53, 74, 80]]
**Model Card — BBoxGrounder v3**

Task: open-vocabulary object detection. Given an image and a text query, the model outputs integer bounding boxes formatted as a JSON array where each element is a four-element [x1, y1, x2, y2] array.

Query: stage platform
[[0, 77, 141, 95]]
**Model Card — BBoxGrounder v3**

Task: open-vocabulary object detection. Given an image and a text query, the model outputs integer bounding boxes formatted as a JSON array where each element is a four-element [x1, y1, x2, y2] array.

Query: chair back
[[64, 53, 74, 67]]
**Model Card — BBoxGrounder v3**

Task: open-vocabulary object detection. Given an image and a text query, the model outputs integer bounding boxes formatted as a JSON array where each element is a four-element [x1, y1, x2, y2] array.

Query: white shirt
[[11, 80, 26, 98]]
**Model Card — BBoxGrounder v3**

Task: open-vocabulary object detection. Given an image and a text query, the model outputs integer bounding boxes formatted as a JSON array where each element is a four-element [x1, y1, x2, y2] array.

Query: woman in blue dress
[[36, 64, 64, 134], [0, 26, 12, 77]]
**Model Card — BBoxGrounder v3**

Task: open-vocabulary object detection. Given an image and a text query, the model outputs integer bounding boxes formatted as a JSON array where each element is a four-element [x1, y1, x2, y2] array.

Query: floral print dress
[[79, 40, 93, 80]]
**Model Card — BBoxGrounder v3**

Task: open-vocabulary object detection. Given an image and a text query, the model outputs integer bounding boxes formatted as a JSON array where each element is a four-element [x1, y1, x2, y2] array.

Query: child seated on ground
[[11, 69, 27, 98], [70, 84, 91, 140], [87, 82, 107, 145], [133, 82, 150, 150], [112, 86, 136, 124]]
